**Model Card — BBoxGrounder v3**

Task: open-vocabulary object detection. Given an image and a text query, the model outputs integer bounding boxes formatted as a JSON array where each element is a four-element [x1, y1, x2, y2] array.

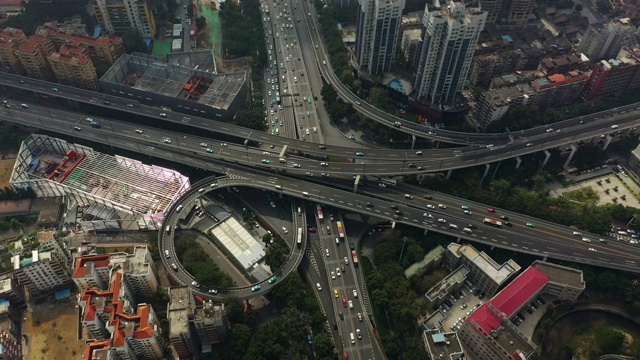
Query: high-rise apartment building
[[48, 45, 100, 90], [168, 287, 229, 357], [480, 0, 534, 24], [13, 231, 72, 297], [577, 18, 636, 61], [355, 0, 405, 75], [73, 246, 159, 300], [93, 0, 156, 39], [401, 28, 423, 72], [0, 28, 28, 74], [79, 271, 167, 359], [413, 1, 486, 104], [14, 34, 54, 80]]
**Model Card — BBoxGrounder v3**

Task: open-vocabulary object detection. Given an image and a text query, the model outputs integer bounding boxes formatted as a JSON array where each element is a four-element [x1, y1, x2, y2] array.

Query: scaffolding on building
[[10, 135, 190, 231]]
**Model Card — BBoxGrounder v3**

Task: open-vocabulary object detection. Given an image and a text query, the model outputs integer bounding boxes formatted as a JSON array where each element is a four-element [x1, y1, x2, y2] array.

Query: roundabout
[[159, 175, 308, 300]]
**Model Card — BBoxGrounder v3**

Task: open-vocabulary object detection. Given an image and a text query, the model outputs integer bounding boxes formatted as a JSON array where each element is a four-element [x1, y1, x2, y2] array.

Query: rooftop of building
[[0, 27, 25, 49], [405, 245, 445, 278], [489, 321, 535, 356], [448, 243, 520, 285], [73, 255, 110, 279], [49, 45, 92, 66], [403, 28, 422, 41], [83, 340, 111, 360], [428, 0, 486, 23], [425, 265, 469, 301], [532, 261, 585, 289], [11, 135, 190, 216], [109, 246, 152, 276], [207, 208, 266, 270], [423, 329, 464, 359], [16, 35, 49, 54], [608, 47, 640, 67], [532, 70, 590, 89], [540, 53, 584, 71], [168, 286, 192, 337], [467, 266, 549, 335], [101, 52, 245, 110]]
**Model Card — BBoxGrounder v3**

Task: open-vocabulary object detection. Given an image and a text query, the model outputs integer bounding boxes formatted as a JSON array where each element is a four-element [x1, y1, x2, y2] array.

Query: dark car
[[500, 215, 509, 220], [390, 204, 399, 210], [424, 195, 433, 200]]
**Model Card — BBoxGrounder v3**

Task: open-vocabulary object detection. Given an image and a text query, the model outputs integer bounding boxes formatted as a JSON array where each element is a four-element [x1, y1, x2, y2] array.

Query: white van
[[404, 194, 413, 199], [336, 237, 340, 244], [449, 224, 459, 230], [282, 226, 288, 234], [198, 188, 205, 193], [302, 191, 310, 197], [356, 329, 361, 339], [294, 77, 297, 83], [176, 205, 183, 213], [297, 207, 302, 215], [279, 158, 287, 163], [313, 127, 317, 133], [462, 227, 473, 233], [350, 333, 355, 344], [275, 185, 283, 190]]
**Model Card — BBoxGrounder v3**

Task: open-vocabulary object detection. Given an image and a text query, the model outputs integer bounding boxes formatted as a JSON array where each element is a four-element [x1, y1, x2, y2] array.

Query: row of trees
[[219, 0, 267, 67], [172, 232, 234, 288], [314, 3, 356, 87], [218, 272, 334, 360], [412, 168, 640, 234], [365, 230, 431, 359], [485, 92, 640, 133]]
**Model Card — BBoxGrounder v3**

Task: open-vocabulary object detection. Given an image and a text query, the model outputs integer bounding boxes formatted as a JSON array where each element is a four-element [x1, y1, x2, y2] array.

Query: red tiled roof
[[72, 255, 109, 278], [83, 340, 110, 360], [467, 267, 549, 335], [490, 266, 549, 317]]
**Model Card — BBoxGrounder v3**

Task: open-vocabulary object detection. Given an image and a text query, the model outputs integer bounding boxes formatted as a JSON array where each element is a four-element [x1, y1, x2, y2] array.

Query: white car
[[336, 268, 341, 277], [611, 125, 619, 129], [331, 271, 336, 279], [438, 218, 446, 223], [326, 249, 330, 257], [353, 289, 358, 298], [438, 204, 447, 209], [423, 213, 434, 218], [348, 300, 353, 309], [344, 257, 349, 265]]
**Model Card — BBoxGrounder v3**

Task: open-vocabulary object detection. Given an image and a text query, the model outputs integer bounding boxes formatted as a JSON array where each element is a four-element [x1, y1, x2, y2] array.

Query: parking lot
[[440, 288, 486, 331], [439, 287, 550, 342]]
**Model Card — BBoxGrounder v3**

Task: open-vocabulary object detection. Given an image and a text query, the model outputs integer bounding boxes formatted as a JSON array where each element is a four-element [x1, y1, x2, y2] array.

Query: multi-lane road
[[3, 98, 640, 177]]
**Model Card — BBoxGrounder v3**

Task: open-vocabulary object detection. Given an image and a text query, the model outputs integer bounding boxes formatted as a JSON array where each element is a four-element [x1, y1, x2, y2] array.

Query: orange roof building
[[48, 44, 99, 90], [0, 27, 27, 74], [14, 34, 54, 80], [79, 271, 166, 360]]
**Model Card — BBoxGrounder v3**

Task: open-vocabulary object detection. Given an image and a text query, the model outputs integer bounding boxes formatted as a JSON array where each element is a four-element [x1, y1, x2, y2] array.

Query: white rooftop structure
[[209, 217, 265, 271]]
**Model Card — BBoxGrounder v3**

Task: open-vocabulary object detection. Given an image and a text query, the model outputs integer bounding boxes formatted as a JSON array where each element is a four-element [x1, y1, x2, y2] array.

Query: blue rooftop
[[431, 333, 446, 343], [501, 35, 514, 43], [92, 25, 102, 39]]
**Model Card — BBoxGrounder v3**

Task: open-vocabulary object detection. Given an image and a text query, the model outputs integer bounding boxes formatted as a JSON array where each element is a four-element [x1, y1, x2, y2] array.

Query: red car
[[342, 298, 348, 308], [487, 208, 496, 213], [308, 227, 317, 233], [344, 353, 349, 359]]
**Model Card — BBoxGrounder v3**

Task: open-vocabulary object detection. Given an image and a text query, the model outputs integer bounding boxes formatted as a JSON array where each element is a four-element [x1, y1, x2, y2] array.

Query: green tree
[[575, 3, 583, 11], [196, 16, 207, 30], [224, 297, 245, 324], [264, 240, 288, 270], [225, 324, 252, 360], [595, 327, 625, 354], [234, 109, 265, 130], [368, 88, 388, 109], [312, 332, 333, 356], [122, 28, 149, 54], [596, 0, 612, 13]]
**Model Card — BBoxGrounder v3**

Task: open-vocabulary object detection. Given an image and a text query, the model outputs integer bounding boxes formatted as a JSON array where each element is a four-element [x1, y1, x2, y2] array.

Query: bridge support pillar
[[433, 141, 440, 149], [603, 135, 613, 150], [411, 135, 416, 150], [480, 164, 491, 183], [391, 222, 396, 229], [515, 157, 522, 169], [424, 229, 428, 236], [563, 144, 577, 169], [539, 150, 552, 171], [446, 169, 453, 179]]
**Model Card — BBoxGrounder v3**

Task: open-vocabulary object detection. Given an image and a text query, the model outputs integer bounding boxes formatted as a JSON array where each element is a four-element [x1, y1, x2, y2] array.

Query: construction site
[[9, 135, 190, 231], [100, 51, 247, 120]]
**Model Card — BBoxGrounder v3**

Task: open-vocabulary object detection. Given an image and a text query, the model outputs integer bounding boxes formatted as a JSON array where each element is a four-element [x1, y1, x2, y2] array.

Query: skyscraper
[[413, 1, 486, 104], [355, 0, 406, 75]]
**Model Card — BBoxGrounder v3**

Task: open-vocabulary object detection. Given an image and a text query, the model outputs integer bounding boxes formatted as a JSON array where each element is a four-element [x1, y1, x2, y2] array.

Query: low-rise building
[[423, 329, 465, 359], [425, 266, 470, 306], [444, 243, 520, 296], [469, 51, 527, 87], [582, 47, 640, 101], [405, 245, 445, 279], [168, 286, 229, 357], [458, 262, 585, 360], [611, 0, 640, 20], [475, 82, 537, 127], [538, 53, 584, 75], [531, 70, 590, 108]]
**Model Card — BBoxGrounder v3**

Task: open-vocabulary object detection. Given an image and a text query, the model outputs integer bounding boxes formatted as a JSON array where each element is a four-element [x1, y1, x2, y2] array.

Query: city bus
[[297, 227, 303, 247], [483, 218, 502, 227], [378, 177, 397, 186]]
